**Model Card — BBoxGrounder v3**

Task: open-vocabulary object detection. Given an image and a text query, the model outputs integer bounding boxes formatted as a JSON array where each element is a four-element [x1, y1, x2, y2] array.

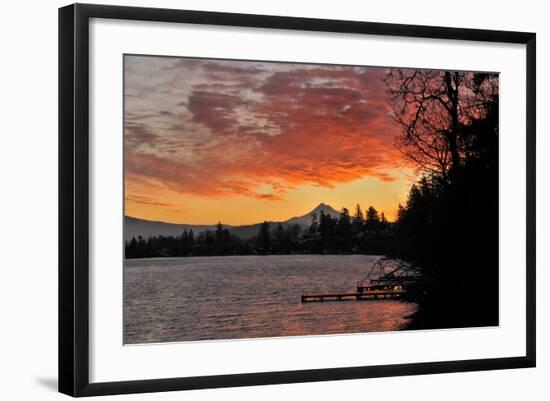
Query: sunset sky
[[124, 55, 416, 225]]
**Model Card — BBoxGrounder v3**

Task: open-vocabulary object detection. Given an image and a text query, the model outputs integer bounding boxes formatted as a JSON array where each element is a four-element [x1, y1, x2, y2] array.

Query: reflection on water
[[124, 254, 417, 344]]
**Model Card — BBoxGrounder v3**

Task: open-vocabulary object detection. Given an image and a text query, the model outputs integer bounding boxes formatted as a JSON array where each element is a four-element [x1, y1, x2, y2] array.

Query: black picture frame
[[59, 3, 536, 397]]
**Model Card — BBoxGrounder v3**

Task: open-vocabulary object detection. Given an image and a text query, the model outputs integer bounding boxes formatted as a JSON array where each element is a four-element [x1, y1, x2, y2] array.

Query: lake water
[[124, 254, 417, 344]]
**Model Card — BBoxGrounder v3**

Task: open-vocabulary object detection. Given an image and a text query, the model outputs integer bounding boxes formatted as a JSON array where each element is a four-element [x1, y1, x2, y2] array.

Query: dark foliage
[[387, 70, 499, 330]]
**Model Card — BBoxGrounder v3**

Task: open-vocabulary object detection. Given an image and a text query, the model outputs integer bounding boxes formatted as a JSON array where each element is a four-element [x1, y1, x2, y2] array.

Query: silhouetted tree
[[365, 206, 380, 234], [272, 223, 286, 254], [256, 221, 271, 254], [336, 208, 353, 252], [305, 212, 321, 253], [380, 212, 388, 228], [386, 68, 500, 330], [287, 224, 302, 253], [352, 204, 364, 241], [385, 69, 498, 182]]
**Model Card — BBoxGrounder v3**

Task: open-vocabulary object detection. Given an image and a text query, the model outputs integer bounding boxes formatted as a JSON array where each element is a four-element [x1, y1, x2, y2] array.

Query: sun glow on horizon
[[125, 168, 414, 225]]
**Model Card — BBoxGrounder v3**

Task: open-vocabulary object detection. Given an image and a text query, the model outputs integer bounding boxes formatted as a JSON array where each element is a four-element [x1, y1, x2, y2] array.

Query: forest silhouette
[[125, 204, 392, 258]]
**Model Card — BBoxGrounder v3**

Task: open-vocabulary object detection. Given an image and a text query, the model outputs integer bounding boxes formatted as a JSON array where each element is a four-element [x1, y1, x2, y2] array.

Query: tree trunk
[[445, 72, 461, 176]]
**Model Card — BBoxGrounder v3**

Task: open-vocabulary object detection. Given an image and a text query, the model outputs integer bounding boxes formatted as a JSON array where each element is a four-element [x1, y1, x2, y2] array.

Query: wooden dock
[[301, 259, 421, 303], [301, 289, 406, 303]]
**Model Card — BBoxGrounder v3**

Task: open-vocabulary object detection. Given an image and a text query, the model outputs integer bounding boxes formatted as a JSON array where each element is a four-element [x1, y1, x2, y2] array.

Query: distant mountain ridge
[[284, 202, 340, 226], [124, 216, 222, 241], [125, 203, 341, 241]]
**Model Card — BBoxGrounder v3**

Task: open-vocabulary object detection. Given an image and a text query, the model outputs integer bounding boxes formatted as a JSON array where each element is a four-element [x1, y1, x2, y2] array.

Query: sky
[[124, 55, 416, 225]]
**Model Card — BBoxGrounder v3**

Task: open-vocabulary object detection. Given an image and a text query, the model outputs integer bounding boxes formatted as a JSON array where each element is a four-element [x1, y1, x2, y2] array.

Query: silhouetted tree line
[[125, 223, 248, 258], [125, 205, 393, 258], [385, 69, 499, 330], [302, 206, 391, 254]]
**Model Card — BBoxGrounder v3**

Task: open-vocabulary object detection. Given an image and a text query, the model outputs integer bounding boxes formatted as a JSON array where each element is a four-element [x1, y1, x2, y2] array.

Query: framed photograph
[[59, 3, 536, 397]]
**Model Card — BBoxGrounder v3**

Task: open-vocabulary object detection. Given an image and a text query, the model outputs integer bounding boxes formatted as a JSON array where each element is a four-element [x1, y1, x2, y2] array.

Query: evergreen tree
[[379, 212, 389, 233], [306, 212, 321, 253], [273, 223, 286, 254], [309, 212, 319, 235], [256, 221, 271, 254], [352, 204, 365, 251], [288, 224, 302, 253], [336, 208, 353, 252], [365, 206, 380, 235], [318, 211, 337, 253], [352, 204, 364, 231]]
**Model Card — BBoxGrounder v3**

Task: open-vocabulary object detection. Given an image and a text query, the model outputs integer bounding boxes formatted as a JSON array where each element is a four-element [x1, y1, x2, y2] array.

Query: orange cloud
[[124, 57, 412, 213]]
